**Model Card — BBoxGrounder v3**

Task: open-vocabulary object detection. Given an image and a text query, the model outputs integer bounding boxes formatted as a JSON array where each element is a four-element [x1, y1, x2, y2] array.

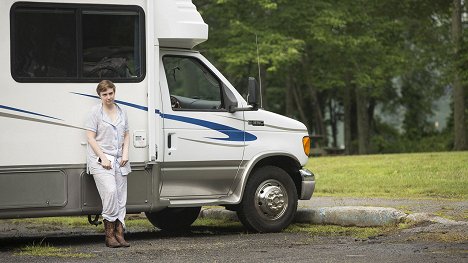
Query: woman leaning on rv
[[85, 80, 132, 248]]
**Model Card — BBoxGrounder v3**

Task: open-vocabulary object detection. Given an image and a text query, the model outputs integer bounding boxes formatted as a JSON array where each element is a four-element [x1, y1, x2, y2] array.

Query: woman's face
[[99, 88, 115, 106]]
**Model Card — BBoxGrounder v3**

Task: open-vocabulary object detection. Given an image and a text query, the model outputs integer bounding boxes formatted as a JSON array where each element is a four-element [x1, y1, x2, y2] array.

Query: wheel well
[[251, 156, 302, 198]]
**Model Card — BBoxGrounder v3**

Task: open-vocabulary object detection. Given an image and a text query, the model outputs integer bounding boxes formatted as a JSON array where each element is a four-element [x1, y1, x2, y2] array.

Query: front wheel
[[237, 165, 298, 233], [145, 207, 201, 232]]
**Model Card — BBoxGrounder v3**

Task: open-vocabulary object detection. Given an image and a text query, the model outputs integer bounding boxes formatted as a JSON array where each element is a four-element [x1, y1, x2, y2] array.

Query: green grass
[[406, 231, 468, 243], [11, 216, 90, 227], [193, 218, 391, 240], [11, 215, 156, 231], [306, 151, 468, 199], [16, 241, 94, 258], [193, 217, 243, 228], [285, 224, 389, 239]]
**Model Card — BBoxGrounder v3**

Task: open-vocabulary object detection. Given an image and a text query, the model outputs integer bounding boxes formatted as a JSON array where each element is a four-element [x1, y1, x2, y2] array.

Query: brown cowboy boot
[[103, 219, 121, 248], [115, 219, 130, 247]]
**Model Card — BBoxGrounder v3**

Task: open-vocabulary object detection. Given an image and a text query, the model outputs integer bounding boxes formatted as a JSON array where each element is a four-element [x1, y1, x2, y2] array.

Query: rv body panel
[[243, 110, 309, 164], [0, 0, 158, 218], [0, 0, 314, 228], [157, 49, 247, 199], [154, 0, 208, 48]]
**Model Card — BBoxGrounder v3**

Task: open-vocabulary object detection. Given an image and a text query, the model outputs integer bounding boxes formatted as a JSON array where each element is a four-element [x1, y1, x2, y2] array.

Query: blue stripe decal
[[72, 92, 257, 142], [0, 105, 62, 121], [71, 92, 148, 111], [161, 113, 257, 142]]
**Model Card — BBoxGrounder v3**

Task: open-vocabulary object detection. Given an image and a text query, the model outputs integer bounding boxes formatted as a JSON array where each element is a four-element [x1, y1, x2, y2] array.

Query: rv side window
[[82, 10, 141, 79], [163, 56, 224, 111], [11, 3, 145, 83], [12, 7, 77, 79]]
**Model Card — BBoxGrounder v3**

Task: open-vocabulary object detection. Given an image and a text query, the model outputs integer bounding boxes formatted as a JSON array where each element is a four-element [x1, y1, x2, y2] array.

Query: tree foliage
[[194, 0, 466, 154]]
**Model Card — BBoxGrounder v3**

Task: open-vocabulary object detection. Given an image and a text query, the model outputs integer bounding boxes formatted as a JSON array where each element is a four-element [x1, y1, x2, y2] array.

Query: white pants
[[93, 169, 127, 228]]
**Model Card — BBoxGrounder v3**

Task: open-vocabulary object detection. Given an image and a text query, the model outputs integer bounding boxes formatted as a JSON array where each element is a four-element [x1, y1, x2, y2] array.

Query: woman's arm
[[120, 131, 130, 167], [86, 130, 112, 170]]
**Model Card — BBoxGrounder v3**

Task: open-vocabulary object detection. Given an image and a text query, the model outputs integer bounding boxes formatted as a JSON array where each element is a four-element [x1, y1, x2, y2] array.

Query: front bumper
[[299, 168, 315, 200]]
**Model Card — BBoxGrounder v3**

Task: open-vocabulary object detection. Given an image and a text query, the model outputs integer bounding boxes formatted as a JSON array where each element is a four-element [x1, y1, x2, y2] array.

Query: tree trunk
[[286, 73, 294, 117], [452, 0, 467, 150], [368, 97, 376, 146], [356, 87, 370, 154], [300, 55, 326, 141], [343, 77, 353, 155], [307, 85, 326, 140], [328, 99, 338, 148], [291, 82, 310, 131], [260, 65, 268, 110]]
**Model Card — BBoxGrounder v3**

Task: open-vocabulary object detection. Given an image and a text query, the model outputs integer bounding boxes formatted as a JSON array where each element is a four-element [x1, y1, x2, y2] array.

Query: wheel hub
[[255, 181, 288, 220]]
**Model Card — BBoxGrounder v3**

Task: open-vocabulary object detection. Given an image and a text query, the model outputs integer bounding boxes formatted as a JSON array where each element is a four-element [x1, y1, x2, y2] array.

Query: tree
[[452, 0, 467, 150], [195, 0, 458, 154]]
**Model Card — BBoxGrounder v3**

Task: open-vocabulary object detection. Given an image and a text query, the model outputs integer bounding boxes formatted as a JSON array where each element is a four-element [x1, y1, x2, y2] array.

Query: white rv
[[0, 0, 315, 233]]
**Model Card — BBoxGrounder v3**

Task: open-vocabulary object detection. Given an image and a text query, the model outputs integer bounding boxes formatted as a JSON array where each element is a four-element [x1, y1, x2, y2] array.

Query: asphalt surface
[[0, 197, 466, 263], [0, 223, 467, 263]]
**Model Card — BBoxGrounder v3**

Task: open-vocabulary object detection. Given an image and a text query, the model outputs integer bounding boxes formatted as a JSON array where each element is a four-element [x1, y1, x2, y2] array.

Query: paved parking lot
[[0, 222, 467, 263], [1, 197, 467, 263]]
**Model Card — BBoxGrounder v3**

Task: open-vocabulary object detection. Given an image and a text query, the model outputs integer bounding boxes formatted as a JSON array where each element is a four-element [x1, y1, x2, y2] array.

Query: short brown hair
[[96, 80, 116, 95]]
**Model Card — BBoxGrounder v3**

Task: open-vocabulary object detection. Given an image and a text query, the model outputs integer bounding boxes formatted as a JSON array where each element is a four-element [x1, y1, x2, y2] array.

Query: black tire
[[145, 207, 201, 232], [224, 204, 239, 211], [236, 165, 298, 233]]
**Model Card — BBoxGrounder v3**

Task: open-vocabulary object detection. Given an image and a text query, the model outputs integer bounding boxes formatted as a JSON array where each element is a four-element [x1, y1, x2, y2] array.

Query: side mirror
[[247, 77, 259, 109], [222, 84, 238, 113], [226, 77, 260, 113]]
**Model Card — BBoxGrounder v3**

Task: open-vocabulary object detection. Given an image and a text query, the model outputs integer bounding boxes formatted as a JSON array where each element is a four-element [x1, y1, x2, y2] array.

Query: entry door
[[159, 53, 245, 198]]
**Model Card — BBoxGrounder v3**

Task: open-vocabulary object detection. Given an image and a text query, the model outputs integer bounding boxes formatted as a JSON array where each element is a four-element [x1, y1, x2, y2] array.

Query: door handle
[[167, 133, 172, 149]]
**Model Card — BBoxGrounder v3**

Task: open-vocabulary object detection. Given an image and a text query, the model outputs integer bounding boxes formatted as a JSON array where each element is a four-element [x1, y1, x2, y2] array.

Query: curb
[[406, 212, 468, 226], [294, 206, 406, 227], [199, 206, 463, 227]]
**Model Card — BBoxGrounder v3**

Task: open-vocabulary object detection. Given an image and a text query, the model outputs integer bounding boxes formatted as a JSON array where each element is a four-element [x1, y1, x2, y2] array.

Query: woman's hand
[[120, 155, 129, 167], [101, 158, 112, 170], [87, 131, 112, 170], [121, 131, 130, 167]]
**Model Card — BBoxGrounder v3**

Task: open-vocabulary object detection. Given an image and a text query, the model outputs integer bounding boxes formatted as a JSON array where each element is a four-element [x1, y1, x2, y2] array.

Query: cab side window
[[163, 56, 223, 111]]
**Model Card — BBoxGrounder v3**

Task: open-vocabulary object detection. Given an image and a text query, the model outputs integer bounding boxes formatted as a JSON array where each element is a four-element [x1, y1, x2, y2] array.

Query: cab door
[[159, 51, 246, 198]]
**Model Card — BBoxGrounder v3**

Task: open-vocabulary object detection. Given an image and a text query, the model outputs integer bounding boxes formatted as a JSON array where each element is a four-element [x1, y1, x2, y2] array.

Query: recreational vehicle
[[0, 0, 315, 233]]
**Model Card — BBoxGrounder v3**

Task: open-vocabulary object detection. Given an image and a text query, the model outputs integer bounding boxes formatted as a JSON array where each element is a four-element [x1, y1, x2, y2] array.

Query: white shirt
[[85, 103, 131, 175]]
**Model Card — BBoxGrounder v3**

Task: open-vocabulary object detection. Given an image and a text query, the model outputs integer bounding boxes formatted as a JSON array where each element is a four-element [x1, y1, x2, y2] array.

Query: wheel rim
[[254, 179, 288, 221]]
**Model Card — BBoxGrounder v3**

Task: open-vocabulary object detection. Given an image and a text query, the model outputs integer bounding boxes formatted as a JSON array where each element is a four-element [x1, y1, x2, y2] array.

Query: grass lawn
[[306, 151, 468, 199]]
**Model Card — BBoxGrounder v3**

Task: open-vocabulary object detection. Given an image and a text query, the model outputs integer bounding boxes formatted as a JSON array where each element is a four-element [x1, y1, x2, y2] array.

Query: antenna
[[255, 34, 263, 108]]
